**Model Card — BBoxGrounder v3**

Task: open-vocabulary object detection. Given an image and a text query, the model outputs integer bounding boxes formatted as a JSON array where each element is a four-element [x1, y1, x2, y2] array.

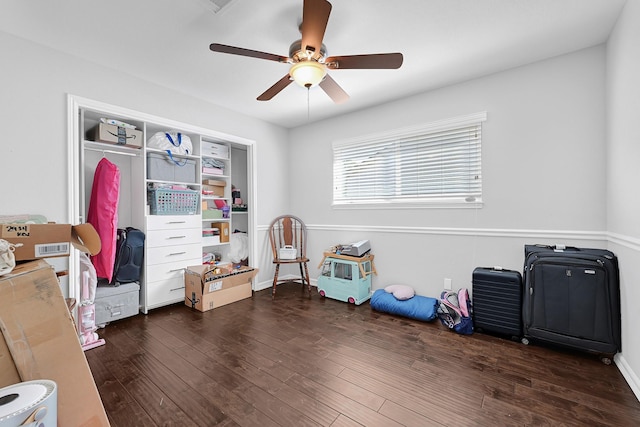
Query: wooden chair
[[268, 214, 311, 299]]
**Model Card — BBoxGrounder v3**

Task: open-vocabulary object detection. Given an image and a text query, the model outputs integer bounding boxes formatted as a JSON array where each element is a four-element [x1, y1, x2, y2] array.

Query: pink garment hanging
[[87, 157, 120, 282]]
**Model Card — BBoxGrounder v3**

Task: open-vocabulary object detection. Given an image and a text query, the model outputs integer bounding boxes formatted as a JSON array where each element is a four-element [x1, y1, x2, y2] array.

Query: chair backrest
[[268, 215, 307, 260]]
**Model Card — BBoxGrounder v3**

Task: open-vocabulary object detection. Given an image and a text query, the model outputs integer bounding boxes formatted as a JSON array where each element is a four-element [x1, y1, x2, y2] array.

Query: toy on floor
[[79, 253, 106, 351], [317, 252, 376, 305]]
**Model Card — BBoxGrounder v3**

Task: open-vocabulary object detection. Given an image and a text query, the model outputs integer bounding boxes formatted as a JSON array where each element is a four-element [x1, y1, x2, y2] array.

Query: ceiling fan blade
[[210, 43, 289, 63], [257, 74, 293, 101], [325, 53, 404, 69], [319, 74, 349, 104], [300, 0, 332, 56]]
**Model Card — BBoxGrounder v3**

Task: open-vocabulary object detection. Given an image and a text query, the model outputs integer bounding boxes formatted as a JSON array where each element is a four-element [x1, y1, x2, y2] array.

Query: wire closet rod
[[84, 147, 139, 157]]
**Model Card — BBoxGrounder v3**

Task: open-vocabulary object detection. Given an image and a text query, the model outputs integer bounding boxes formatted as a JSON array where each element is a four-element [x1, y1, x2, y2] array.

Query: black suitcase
[[472, 267, 523, 340], [111, 227, 145, 286], [523, 244, 621, 363]]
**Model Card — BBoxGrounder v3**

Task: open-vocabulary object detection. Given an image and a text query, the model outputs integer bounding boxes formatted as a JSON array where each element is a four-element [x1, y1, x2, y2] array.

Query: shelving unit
[[200, 138, 232, 266], [71, 97, 254, 314]]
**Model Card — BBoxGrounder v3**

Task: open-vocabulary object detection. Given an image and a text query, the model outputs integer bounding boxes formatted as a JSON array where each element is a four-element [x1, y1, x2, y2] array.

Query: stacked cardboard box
[[0, 260, 110, 426], [202, 179, 226, 197], [89, 123, 143, 148], [0, 222, 100, 261]]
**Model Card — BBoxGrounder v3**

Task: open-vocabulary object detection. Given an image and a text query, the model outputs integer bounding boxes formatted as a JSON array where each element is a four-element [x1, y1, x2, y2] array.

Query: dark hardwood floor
[[86, 282, 640, 426]]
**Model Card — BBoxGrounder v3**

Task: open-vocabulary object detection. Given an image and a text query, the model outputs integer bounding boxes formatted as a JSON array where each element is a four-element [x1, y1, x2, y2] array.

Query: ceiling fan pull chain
[[307, 87, 310, 121]]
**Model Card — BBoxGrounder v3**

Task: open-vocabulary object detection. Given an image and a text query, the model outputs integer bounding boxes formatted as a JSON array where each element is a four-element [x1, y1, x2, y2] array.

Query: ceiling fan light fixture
[[290, 61, 326, 88], [209, 0, 403, 102]]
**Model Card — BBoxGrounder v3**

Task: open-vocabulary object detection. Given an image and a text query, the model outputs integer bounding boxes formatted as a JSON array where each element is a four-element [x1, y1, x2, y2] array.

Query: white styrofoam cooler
[[0, 380, 57, 427], [94, 282, 140, 327]]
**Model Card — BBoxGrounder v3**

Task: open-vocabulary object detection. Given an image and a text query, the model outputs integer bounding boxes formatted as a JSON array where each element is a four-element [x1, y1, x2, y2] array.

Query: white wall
[[606, 0, 640, 399], [287, 43, 640, 398], [289, 45, 607, 286], [0, 31, 289, 287]]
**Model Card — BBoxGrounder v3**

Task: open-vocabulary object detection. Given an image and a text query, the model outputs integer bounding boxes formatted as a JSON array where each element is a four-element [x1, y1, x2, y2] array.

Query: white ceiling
[[0, 0, 626, 129]]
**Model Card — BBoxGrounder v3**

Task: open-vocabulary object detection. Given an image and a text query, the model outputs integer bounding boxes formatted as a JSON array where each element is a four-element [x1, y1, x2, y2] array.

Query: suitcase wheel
[[601, 357, 612, 365], [521, 337, 530, 345]]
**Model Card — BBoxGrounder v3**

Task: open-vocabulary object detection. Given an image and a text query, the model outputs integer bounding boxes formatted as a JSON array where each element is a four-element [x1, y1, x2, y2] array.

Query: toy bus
[[317, 252, 376, 305]]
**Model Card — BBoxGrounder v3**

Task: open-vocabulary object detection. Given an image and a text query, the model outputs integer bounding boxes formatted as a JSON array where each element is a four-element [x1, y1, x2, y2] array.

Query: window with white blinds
[[333, 112, 486, 206]]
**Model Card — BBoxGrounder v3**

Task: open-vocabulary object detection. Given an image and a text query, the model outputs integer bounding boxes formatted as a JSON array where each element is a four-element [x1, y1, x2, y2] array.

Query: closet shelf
[[83, 140, 141, 156], [146, 147, 199, 160]]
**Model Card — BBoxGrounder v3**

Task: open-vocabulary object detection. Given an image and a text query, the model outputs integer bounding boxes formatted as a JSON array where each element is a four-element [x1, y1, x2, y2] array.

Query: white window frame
[[332, 112, 486, 209]]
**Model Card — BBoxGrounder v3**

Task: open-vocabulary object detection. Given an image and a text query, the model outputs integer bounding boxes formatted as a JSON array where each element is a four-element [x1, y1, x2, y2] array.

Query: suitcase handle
[[534, 244, 580, 251]]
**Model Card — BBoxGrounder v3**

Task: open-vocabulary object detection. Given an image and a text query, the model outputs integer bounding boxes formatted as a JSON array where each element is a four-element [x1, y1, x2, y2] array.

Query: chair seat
[[273, 257, 309, 264]]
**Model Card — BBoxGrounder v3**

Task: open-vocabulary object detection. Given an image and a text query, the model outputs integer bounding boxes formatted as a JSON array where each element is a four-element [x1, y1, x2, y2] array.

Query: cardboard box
[[184, 265, 258, 312], [211, 222, 230, 243], [0, 222, 101, 261], [203, 179, 226, 187], [89, 122, 143, 148], [0, 260, 110, 426], [202, 179, 226, 197]]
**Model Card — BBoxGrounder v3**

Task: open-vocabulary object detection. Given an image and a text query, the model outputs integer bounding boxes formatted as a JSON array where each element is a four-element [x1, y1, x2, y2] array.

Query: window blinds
[[333, 113, 485, 205]]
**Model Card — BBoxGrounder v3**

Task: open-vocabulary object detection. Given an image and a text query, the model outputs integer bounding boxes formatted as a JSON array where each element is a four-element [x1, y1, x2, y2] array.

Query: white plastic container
[[279, 245, 297, 260], [0, 380, 57, 427]]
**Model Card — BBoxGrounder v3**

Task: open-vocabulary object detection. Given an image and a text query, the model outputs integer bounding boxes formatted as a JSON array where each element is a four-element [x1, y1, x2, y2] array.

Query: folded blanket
[[370, 289, 439, 322]]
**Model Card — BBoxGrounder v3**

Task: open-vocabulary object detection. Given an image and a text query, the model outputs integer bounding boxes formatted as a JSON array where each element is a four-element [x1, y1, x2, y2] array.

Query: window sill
[[332, 199, 484, 210]]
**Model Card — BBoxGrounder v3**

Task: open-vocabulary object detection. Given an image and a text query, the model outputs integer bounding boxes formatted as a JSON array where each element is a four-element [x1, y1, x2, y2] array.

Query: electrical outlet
[[444, 278, 452, 290]]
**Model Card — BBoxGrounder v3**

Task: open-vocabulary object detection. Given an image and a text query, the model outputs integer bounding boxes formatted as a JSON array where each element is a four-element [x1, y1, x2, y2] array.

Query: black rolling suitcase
[[523, 244, 621, 363], [472, 267, 523, 340]]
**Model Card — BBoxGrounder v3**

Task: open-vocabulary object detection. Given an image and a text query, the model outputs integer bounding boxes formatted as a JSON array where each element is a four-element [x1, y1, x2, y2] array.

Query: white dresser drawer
[[145, 258, 200, 283], [146, 277, 185, 308], [146, 227, 201, 248], [146, 243, 201, 265], [147, 215, 201, 231]]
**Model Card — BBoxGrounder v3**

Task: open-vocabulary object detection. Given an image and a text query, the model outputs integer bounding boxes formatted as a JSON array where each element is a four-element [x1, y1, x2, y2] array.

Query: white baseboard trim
[[615, 354, 640, 401], [608, 232, 640, 252], [260, 223, 640, 245], [306, 224, 608, 240], [258, 223, 607, 241], [259, 223, 640, 251]]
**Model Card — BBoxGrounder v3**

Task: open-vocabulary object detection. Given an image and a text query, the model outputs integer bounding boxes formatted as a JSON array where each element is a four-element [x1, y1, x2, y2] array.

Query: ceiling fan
[[209, 0, 404, 104]]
